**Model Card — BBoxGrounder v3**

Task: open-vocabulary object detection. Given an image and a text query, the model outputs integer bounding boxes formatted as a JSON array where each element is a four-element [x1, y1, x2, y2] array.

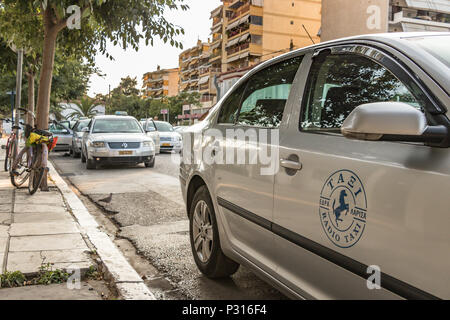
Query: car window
[[144, 121, 157, 131], [217, 80, 247, 124], [301, 54, 423, 132], [92, 119, 143, 134], [238, 56, 303, 128], [49, 123, 69, 134], [74, 120, 90, 132], [154, 122, 174, 132]]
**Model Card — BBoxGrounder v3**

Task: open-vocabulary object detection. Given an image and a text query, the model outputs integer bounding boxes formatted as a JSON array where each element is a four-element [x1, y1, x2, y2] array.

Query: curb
[[47, 161, 155, 300]]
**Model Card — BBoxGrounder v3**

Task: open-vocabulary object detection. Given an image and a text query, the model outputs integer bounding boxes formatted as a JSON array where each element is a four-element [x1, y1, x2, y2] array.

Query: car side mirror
[[341, 102, 448, 145], [81, 127, 89, 133]]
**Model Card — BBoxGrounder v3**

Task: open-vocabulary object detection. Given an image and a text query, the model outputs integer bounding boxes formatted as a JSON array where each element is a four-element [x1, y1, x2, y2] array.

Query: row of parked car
[[49, 115, 184, 170]]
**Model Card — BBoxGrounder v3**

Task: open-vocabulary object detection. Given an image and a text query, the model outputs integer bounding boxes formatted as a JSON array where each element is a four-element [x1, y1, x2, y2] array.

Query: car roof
[[93, 115, 136, 120]]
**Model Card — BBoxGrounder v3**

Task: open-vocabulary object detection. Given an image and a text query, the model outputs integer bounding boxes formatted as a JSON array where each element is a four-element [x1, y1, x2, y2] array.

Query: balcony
[[389, 10, 450, 32], [228, 3, 250, 21], [212, 16, 222, 26], [226, 42, 249, 56]]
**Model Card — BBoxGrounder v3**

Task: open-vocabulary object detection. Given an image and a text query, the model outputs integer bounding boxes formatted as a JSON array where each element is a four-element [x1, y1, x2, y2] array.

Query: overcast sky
[[88, 0, 222, 96]]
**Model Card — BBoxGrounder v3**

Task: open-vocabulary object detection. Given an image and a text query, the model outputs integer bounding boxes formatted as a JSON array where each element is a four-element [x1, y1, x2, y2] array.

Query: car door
[[212, 56, 303, 278], [49, 122, 73, 148], [273, 46, 450, 299], [143, 119, 160, 150]]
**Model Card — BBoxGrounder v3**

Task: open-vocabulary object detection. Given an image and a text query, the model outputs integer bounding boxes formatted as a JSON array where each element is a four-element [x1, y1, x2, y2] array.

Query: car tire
[[189, 185, 239, 278], [81, 148, 86, 163], [145, 156, 155, 168], [86, 158, 96, 170]]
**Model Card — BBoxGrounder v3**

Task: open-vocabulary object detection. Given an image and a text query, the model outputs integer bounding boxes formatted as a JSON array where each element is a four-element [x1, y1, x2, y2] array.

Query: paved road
[[50, 151, 286, 300]]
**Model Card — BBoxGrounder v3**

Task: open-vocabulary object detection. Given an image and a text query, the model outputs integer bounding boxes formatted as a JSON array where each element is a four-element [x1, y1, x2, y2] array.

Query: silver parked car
[[81, 115, 156, 169], [180, 33, 450, 300], [70, 118, 91, 158], [49, 121, 73, 152], [154, 121, 182, 153]]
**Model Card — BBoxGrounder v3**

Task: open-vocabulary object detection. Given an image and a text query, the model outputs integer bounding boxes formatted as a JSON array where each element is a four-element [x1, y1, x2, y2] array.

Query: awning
[[229, 0, 244, 10], [198, 76, 210, 85], [210, 42, 221, 50], [210, 6, 222, 19], [239, 15, 249, 25], [405, 0, 450, 12], [399, 21, 449, 32], [226, 19, 241, 31], [240, 51, 250, 59], [211, 24, 222, 34], [227, 54, 241, 63], [226, 37, 240, 47], [238, 33, 250, 43]]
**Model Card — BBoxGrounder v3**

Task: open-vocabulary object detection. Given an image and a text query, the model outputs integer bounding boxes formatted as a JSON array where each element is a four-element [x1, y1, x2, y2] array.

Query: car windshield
[[142, 120, 156, 131], [92, 118, 143, 134], [49, 123, 69, 134], [155, 121, 174, 132], [74, 120, 90, 132], [405, 35, 450, 68]]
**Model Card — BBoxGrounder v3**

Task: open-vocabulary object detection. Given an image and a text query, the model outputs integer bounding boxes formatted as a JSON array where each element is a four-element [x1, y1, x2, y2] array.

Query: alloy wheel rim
[[192, 200, 214, 263]]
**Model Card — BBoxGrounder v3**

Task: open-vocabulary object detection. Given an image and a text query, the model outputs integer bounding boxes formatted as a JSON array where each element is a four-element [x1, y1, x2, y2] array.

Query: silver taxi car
[[81, 115, 156, 169], [180, 33, 450, 300]]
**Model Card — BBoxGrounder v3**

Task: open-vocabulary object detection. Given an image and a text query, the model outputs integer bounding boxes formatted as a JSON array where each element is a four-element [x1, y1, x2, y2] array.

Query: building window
[[250, 15, 263, 26], [251, 34, 262, 45]]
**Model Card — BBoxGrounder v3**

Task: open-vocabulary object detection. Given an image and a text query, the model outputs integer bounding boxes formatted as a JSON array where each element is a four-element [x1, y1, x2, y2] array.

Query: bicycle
[[6, 108, 58, 194], [2, 118, 20, 173]]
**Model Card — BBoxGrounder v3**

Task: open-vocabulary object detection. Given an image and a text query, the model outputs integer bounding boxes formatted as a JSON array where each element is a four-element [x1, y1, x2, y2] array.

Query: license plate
[[162, 143, 171, 147], [119, 151, 133, 155]]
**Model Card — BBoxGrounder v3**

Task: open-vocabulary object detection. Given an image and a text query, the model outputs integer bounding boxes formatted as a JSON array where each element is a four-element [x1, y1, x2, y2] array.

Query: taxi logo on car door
[[319, 170, 367, 248]]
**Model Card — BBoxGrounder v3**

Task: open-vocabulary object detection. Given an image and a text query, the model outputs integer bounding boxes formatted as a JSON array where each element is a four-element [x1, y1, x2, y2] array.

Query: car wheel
[[86, 158, 96, 170], [189, 185, 239, 278], [81, 148, 86, 163], [145, 156, 155, 168], [71, 144, 77, 158]]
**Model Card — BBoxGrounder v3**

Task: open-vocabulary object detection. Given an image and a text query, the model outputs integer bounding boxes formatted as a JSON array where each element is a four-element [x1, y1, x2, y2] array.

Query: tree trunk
[[36, 9, 61, 191], [36, 10, 59, 131], [27, 72, 35, 127]]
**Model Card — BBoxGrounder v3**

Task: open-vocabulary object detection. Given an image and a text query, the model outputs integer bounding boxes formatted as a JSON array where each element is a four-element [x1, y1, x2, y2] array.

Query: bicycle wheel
[[28, 167, 45, 195], [10, 150, 30, 188]]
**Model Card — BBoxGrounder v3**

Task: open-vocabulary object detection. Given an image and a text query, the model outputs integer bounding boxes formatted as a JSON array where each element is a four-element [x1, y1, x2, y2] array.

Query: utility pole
[[15, 49, 24, 127]]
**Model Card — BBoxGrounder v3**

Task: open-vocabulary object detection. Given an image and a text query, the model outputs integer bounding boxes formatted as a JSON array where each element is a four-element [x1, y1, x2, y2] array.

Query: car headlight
[[174, 136, 181, 142], [143, 141, 154, 148], [91, 141, 105, 148]]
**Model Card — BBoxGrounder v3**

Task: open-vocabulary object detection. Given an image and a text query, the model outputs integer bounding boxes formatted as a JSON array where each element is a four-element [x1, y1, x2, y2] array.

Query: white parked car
[[140, 118, 161, 154], [81, 115, 156, 169], [180, 33, 450, 300], [154, 121, 182, 153]]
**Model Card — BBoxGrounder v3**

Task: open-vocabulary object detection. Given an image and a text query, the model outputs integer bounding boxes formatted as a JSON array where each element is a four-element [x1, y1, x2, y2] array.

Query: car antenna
[[302, 24, 315, 45]]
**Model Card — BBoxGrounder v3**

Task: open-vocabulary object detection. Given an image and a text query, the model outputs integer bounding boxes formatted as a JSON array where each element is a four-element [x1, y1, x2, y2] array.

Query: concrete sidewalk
[[0, 138, 154, 299], [0, 171, 93, 275]]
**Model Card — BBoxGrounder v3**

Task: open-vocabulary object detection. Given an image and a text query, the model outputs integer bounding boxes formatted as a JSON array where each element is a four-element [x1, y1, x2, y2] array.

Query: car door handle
[[212, 143, 220, 156], [280, 159, 303, 171]]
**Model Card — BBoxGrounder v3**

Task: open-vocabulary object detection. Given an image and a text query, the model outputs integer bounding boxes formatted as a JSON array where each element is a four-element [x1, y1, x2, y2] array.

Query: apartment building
[[320, 0, 450, 42], [142, 66, 179, 99], [178, 40, 216, 122], [211, 0, 322, 99]]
